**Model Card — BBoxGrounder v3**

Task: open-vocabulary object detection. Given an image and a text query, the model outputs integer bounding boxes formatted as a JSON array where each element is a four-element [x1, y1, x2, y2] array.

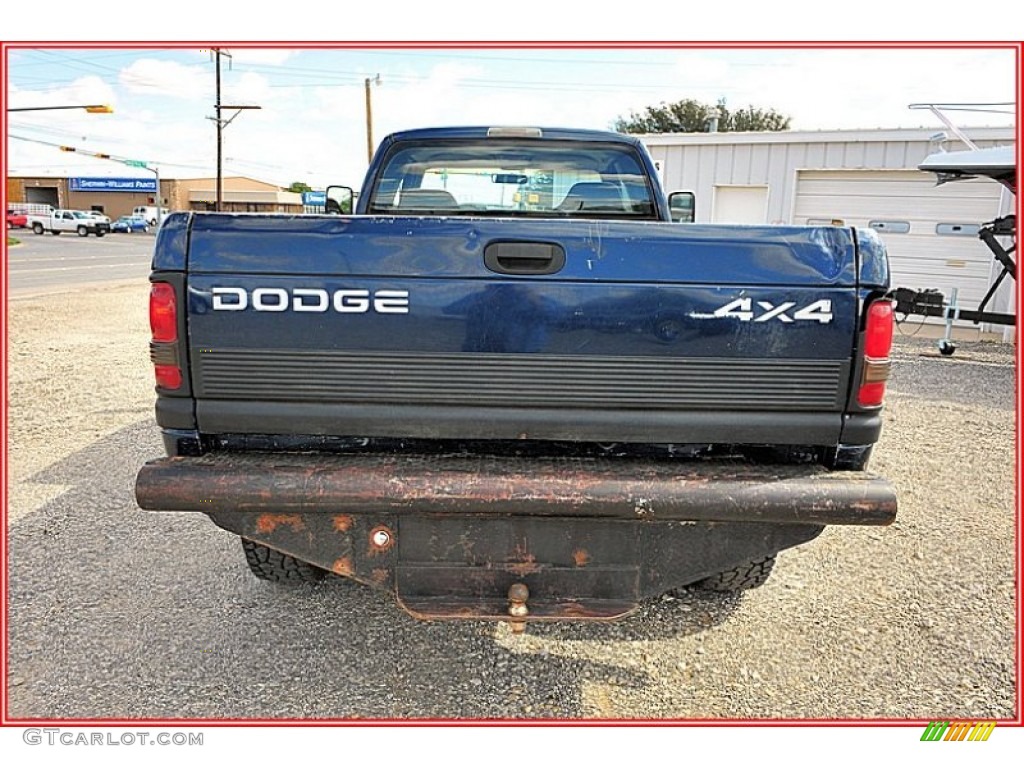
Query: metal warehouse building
[[641, 127, 1017, 338]]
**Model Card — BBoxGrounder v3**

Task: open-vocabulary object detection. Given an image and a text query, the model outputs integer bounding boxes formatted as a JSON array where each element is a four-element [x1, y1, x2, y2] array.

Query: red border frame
[[1, 39, 1021, 729]]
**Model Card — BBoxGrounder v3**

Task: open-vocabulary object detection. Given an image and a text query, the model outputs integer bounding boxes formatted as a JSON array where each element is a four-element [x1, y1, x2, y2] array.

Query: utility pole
[[208, 49, 259, 213], [365, 75, 380, 163], [216, 49, 224, 211]]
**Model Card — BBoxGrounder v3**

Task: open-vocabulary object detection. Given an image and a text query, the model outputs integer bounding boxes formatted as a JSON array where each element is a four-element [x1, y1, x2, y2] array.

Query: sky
[[1, 25, 1022, 768], [5, 45, 1018, 191]]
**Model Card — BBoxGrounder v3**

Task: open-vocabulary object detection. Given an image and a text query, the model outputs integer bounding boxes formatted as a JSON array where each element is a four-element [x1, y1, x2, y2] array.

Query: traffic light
[[84, 105, 113, 114], [59, 146, 76, 152]]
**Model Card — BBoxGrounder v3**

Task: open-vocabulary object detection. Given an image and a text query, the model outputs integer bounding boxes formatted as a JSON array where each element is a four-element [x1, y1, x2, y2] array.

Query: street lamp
[[125, 161, 163, 226], [8, 104, 113, 113]]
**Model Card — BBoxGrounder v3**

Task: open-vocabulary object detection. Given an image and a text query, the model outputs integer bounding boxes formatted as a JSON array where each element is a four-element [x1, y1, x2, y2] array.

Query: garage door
[[793, 170, 1009, 326]]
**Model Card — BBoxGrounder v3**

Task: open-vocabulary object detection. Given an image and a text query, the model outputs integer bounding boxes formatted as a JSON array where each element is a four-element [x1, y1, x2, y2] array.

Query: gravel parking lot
[[6, 282, 1017, 720]]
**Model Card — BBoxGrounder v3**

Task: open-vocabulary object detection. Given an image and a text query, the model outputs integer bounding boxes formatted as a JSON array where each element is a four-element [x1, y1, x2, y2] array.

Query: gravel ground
[[5, 284, 1018, 720], [7, 282, 153, 523]]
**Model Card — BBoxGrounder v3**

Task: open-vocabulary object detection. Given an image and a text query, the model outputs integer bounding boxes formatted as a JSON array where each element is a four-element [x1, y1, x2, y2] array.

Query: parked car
[[112, 215, 151, 233], [6, 211, 28, 229], [27, 209, 110, 237], [84, 211, 111, 226]]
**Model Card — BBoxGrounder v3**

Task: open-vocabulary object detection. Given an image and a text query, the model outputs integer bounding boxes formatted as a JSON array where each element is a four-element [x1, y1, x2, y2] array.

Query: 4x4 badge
[[702, 298, 833, 324]]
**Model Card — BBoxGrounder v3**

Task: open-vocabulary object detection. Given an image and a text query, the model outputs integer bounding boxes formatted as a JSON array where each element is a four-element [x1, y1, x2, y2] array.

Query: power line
[[8, 131, 280, 183], [9, 49, 699, 97], [345, 49, 678, 67], [12, 69, 690, 96], [235, 59, 696, 93], [10, 49, 156, 69], [9, 133, 203, 173], [7, 49, 123, 85]]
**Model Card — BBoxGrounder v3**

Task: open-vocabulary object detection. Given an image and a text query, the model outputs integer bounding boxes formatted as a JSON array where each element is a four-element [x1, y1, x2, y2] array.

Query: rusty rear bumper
[[136, 451, 895, 524], [136, 452, 896, 622]]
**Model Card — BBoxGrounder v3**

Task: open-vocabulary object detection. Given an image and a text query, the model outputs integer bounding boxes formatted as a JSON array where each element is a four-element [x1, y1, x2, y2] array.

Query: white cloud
[[373, 62, 485, 131], [228, 49, 295, 66], [306, 84, 365, 121], [119, 59, 209, 99], [659, 49, 1017, 131], [7, 46, 1016, 197], [230, 72, 273, 104]]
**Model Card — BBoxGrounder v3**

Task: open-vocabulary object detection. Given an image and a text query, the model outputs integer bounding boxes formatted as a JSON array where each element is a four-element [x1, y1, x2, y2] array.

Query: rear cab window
[[368, 139, 658, 220]]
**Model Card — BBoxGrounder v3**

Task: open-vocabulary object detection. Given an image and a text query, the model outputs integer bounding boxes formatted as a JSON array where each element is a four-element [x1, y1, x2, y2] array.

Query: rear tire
[[241, 538, 327, 583], [696, 554, 777, 592], [32, 222, 44, 235]]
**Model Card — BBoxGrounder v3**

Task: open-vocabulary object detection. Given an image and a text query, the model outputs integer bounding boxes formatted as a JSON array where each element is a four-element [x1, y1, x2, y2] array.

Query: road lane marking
[[9, 263, 150, 273]]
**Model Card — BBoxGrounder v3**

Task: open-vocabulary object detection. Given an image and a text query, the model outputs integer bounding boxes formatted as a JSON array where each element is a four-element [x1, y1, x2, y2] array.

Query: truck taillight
[[154, 365, 182, 389], [858, 299, 894, 407], [150, 282, 182, 390], [150, 282, 177, 342]]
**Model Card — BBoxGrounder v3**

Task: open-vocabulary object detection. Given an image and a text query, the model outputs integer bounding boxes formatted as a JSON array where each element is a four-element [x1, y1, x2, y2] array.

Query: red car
[[6, 211, 28, 229]]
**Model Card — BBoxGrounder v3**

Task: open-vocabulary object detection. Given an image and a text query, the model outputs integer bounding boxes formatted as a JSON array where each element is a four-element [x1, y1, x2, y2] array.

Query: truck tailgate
[[182, 214, 861, 444]]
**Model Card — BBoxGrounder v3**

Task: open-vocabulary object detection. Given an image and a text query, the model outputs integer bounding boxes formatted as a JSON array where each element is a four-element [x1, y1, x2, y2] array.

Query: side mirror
[[668, 191, 696, 223], [326, 185, 354, 215]]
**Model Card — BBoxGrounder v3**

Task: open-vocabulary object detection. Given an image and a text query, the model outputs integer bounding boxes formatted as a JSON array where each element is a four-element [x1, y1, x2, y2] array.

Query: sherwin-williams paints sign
[[70, 177, 157, 193]]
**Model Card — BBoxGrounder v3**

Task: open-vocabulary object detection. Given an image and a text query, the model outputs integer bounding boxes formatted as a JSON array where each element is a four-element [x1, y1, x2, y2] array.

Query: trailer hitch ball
[[508, 583, 530, 634]]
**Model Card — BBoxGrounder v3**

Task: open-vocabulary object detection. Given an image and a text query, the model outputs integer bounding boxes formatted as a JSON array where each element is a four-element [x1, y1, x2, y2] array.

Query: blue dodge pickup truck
[[135, 127, 896, 629]]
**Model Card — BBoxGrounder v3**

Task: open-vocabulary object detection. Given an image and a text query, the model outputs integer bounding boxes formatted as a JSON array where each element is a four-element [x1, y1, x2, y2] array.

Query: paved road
[[7, 229, 154, 296]]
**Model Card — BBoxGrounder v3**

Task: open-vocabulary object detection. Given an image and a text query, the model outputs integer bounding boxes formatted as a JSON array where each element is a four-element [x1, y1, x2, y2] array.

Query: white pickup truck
[[28, 209, 111, 237]]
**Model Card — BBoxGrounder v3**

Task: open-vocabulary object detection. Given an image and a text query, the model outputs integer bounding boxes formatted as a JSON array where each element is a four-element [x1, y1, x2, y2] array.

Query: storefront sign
[[69, 177, 157, 193]]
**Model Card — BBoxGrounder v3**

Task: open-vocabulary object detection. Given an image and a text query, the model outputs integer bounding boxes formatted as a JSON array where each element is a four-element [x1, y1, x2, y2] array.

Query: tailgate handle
[[484, 241, 566, 275]]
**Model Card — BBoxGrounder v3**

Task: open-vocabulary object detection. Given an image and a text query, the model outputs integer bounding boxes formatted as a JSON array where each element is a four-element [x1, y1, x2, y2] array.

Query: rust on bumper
[[136, 451, 896, 622], [135, 451, 896, 525]]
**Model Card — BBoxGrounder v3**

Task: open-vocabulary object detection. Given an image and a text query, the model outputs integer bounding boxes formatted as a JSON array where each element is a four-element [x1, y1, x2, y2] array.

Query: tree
[[614, 98, 791, 134], [288, 181, 313, 193]]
